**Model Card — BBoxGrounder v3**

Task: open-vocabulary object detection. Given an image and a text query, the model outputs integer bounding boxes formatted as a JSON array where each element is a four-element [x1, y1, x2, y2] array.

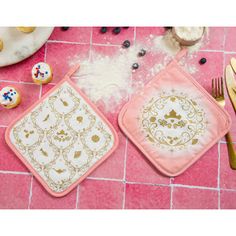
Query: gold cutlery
[[225, 64, 236, 113], [229, 57, 236, 93], [230, 57, 236, 74], [212, 77, 236, 169]]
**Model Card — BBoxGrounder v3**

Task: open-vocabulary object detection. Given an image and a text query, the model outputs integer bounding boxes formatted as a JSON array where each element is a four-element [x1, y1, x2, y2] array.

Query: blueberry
[[138, 49, 146, 57], [122, 40, 130, 48], [123, 27, 129, 29], [164, 27, 172, 30], [199, 58, 207, 65], [61, 27, 70, 31], [132, 63, 139, 70], [113, 27, 121, 34], [100, 27, 107, 34]]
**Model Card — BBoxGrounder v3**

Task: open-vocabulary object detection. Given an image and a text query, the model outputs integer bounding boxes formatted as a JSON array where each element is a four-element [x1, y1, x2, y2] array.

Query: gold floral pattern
[[9, 82, 115, 193], [141, 90, 207, 151]]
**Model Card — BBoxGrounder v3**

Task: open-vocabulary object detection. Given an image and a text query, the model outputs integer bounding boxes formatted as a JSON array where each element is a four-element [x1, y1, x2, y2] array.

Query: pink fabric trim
[[5, 65, 119, 197], [118, 56, 231, 177]]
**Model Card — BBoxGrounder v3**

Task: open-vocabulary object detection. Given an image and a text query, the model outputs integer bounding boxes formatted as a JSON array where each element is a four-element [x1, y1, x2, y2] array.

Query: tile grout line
[[127, 181, 169, 187], [0, 79, 36, 85], [218, 46, 224, 208], [1, 168, 236, 192], [121, 26, 137, 210], [122, 137, 129, 209], [76, 28, 93, 210], [170, 185, 174, 209], [28, 41, 47, 208], [133, 26, 137, 42], [126, 181, 222, 191], [43, 40, 48, 100], [221, 188, 236, 192], [87, 176, 122, 182], [75, 185, 80, 209], [47, 40, 89, 45], [44, 41, 48, 62], [218, 46, 225, 208], [217, 142, 221, 209], [27, 37, 48, 208], [217, 29, 227, 210], [92, 43, 121, 47], [224, 51, 236, 54], [220, 140, 236, 144], [27, 176, 34, 209], [0, 170, 31, 175], [169, 177, 174, 209], [199, 49, 224, 53], [170, 183, 219, 191], [88, 27, 93, 61], [38, 42, 48, 98], [43, 40, 236, 53], [39, 84, 43, 99]]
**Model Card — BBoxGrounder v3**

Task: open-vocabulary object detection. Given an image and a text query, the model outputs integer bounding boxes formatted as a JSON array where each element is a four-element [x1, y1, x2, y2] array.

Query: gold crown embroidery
[[164, 109, 181, 120]]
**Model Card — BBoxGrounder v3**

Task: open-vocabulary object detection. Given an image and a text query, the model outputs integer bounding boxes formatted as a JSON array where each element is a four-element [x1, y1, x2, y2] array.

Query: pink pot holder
[[118, 49, 232, 177], [5, 65, 119, 197]]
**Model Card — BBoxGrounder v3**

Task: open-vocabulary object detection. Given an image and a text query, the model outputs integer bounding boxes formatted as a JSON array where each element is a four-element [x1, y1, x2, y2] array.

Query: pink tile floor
[[0, 27, 236, 209]]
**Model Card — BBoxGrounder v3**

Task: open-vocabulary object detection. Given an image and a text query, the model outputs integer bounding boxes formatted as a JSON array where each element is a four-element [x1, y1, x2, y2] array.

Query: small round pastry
[[32, 62, 53, 85], [0, 39, 3, 51], [16, 27, 36, 33], [0, 86, 21, 109]]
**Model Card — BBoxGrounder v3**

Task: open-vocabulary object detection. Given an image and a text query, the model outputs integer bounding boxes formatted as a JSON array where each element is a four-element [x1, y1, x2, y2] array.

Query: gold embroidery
[[150, 117, 156, 122], [167, 136, 179, 144], [158, 119, 187, 129], [60, 98, 69, 107], [54, 130, 71, 142], [12, 117, 44, 153], [91, 135, 100, 143], [192, 139, 198, 145], [40, 148, 48, 157], [53, 168, 66, 174], [24, 129, 34, 138], [164, 109, 181, 120], [65, 104, 96, 134], [74, 151, 81, 158], [80, 122, 112, 156], [43, 114, 49, 122], [141, 90, 207, 151], [76, 116, 83, 123]]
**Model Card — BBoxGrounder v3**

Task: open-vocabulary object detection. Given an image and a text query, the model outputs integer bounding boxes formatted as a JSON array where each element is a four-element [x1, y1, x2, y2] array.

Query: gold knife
[[230, 57, 236, 74], [225, 64, 236, 113], [225, 64, 236, 169]]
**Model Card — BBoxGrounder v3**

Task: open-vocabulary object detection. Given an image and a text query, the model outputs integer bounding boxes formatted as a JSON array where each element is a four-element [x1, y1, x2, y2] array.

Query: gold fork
[[212, 77, 236, 169]]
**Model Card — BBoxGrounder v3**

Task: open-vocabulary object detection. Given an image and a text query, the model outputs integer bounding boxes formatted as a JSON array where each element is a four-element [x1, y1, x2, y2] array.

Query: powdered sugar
[[70, 28, 206, 112], [71, 45, 144, 112], [153, 31, 181, 56], [152, 29, 206, 56]]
